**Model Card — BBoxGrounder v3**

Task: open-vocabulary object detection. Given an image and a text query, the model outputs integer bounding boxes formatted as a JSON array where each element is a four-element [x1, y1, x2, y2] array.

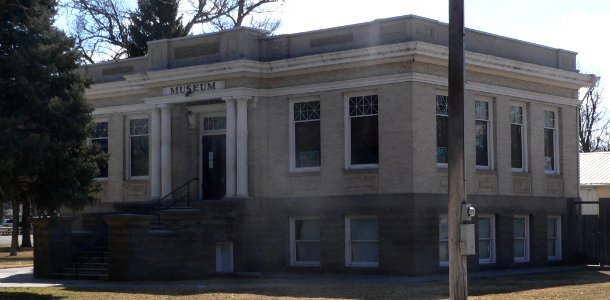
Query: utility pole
[[448, 0, 468, 299]]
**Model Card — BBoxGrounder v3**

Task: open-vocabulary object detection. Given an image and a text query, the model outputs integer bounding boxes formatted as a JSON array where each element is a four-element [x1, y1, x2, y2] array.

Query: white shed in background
[[578, 152, 610, 215]]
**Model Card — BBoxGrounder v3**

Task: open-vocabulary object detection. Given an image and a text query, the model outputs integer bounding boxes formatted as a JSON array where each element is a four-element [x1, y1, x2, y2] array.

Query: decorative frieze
[[439, 174, 448, 190], [310, 33, 354, 48], [174, 43, 219, 59], [477, 174, 497, 194], [344, 171, 378, 193], [512, 175, 531, 195], [380, 25, 403, 42], [545, 178, 563, 196], [124, 181, 148, 199], [102, 65, 134, 76], [287, 175, 321, 196]]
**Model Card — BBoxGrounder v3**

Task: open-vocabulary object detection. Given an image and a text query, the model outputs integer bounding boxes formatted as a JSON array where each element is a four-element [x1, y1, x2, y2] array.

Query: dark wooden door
[[202, 134, 226, 200]]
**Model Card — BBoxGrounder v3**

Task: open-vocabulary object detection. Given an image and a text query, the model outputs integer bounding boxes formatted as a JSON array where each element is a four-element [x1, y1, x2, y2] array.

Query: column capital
[[222, 97, 235, 104], [235, 97, 251, 103], [158, 103, 174, 112]]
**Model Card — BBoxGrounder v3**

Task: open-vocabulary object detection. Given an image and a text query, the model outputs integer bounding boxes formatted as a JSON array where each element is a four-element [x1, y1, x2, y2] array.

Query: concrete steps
[[52, 259, 108, 280], [56, 234, 109, 280]]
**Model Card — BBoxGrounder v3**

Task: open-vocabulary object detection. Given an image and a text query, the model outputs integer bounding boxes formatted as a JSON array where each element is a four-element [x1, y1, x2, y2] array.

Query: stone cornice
[[86, 81, 148, 100], [93, 72, 583, 115], [86, 41, 595, 101]]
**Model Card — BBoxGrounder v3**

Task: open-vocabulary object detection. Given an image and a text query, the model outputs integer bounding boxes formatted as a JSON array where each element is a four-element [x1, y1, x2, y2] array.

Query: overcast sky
[[276, 0, 609, 98]]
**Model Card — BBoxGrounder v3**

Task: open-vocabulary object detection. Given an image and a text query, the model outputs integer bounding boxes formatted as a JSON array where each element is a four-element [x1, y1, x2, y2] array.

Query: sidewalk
[[0, 265, 589, 289]]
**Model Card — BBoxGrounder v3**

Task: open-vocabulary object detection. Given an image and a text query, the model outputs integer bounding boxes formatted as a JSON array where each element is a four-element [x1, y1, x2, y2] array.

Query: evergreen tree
[[0, 0, 103, 255], [127, 0, 187, 57]]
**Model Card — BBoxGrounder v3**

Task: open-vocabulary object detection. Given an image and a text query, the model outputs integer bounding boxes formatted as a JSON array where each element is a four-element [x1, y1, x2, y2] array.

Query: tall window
[[475, 100, 491, 168], [436, 95, 449, 165], [346, 94, 378, 168], [90, 121, 108, 178], [129, 118, 149, 178], [544, 110, 558, 174], [345, 216, 379, 267], [478, 215, 495, 264], [439, 215, 448, 266], [290, 100, 321, 171], [547, 216, 562, 260], [510, 105, 526, 171], [290, 218, 320, 266], [513, 215, 530, 262]]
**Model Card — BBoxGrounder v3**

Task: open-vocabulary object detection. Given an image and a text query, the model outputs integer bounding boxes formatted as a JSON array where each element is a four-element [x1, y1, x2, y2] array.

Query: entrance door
[[202, 134, 226, 200]]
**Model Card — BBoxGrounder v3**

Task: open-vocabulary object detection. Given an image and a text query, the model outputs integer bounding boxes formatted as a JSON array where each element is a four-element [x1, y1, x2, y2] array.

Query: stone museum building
[[33, 15, 596, 280]]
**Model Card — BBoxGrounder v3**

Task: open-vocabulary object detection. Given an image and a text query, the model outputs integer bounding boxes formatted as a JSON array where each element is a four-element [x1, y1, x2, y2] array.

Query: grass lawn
[[0, 244, 33, 269], [2, 268, 610, 299]]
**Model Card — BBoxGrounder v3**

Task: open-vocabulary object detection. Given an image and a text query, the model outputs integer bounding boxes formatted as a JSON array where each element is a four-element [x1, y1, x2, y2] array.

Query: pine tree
[[0, 0, 103, 255], [127, 0, 188, 57]]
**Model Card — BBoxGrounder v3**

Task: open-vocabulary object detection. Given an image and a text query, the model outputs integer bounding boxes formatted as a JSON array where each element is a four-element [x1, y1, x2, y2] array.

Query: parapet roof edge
[[147, 26, 270, 45], [266, 14, 578, 56], [266, 14, 437, 39], [81, 55, 147, 67]]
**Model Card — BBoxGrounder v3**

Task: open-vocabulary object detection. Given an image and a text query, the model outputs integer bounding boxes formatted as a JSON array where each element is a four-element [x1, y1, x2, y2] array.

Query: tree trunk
[[20, 199, 32, 248], [10, 198, 20, 256]]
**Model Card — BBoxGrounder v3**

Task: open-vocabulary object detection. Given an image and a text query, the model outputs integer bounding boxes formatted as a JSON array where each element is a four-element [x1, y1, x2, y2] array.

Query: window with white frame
[[478, 215, 495, 264], [513, 215, 530, 262], [290, 100, 321, 171], [90, 121, 108, 178], [128, 117, 149, 178], [290, 217, 320, 266], [547, 216, 562, 260], [439, 215, 448, 266], [346, 216, 378, 267], [510, 104, 527, 172], [436, 95, 449, 166], [544, 109, 559, 174], [475, 100, 492, 168], [346, 94, 378, 168]]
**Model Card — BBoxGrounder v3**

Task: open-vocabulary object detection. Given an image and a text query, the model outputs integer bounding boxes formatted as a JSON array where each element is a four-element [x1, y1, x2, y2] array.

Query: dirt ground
[[0, 244, 33, 269]]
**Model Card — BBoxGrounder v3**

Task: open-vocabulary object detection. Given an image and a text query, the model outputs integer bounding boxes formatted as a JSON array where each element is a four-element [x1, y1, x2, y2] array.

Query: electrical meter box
[[460, 223, 476, 255]]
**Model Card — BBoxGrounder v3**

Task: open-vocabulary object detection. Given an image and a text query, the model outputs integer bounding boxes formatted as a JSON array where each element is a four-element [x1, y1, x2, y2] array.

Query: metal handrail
[[71, 178, 199, 278], [140, 177, 199, 224], [74, 231, 107, 279], [141, 177, 199, 213]]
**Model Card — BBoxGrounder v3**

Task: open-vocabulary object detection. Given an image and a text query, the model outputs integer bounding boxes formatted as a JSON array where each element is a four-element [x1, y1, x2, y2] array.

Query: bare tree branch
[[59, 0, 131, 62], [59, 0, 284, 63], [579, 79, 609, 152], [182, 0, 228, 34], [213, 0, 283, 32]]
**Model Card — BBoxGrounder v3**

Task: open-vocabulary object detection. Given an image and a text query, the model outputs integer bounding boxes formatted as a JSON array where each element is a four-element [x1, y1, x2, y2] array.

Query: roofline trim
[[92, 71, 583, 116]]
